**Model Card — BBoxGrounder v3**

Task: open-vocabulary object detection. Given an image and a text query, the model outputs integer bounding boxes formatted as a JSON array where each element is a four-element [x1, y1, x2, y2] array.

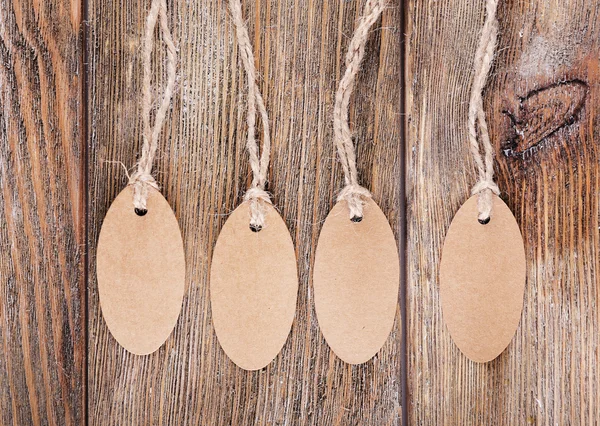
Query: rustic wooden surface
[[3, 0, 600, 424], [0, 0, 85, 425], [87, 0, 402, 425], [406, 0, 600, 424]]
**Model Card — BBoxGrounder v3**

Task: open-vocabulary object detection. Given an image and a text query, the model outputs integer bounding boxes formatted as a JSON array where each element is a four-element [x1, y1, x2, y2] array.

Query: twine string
[[229, 0, 272, 231], [333, 0, 385, 220], [468, 0, 500, 223], [129, 0, 177, 212]]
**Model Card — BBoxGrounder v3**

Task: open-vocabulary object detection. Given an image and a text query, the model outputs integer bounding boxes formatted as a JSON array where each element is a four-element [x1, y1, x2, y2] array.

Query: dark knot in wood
[[501, 80, 587, 157]]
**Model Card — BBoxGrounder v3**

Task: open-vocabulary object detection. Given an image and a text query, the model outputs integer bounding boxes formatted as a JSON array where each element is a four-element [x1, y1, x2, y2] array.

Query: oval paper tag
[[440, 194, 525, 362], [210, 201, 298, 370], [313, 198, 400, 364], [97, 186, 185, 355]]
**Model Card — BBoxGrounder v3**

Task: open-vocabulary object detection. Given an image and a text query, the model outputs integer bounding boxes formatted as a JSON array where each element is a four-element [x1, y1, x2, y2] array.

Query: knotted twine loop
[[468, 0, 501, 223], [129, 0, 177, 212], [230, 0, 272, 231], [333, 0, 385, 220]]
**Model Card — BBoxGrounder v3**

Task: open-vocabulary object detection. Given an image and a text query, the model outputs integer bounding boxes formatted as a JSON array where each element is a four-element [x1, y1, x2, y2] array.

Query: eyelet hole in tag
[[249, 223, 262, 232]]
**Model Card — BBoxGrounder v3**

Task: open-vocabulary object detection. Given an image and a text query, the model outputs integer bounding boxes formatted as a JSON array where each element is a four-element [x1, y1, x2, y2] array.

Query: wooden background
[[0, 0, 598, 424]]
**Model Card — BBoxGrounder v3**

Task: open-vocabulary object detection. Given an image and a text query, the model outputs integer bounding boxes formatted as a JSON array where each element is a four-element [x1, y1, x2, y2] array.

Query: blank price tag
[[313, 199, 399, 364], [97, 187, 185, 355], [440, 194, 525, 362], [210, 202, 298, 371]]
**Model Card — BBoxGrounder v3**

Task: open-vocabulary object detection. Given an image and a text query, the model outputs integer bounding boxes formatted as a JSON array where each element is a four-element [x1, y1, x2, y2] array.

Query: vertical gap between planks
[[398, 0, 408, 423], [81, 0, 89, 422]]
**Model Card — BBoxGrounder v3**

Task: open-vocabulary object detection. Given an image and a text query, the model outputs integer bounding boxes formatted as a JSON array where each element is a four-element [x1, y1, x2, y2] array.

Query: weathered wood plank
[[406, 0, 600, 424], [87, 0, 402, 424], [0, 0, 85, 424]]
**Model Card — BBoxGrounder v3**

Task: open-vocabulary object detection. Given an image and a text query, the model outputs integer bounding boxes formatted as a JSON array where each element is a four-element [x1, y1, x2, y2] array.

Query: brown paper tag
[[97, 186, 185, 355], [210, 201, 298, 370], [313, 198, 400, 364], [440, 194, 525, 362]]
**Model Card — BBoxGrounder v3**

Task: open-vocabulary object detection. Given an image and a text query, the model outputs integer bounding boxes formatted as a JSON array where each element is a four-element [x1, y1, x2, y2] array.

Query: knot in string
[[470, 179, 500, 196], [229, 0, 272, 229], [337, 184, 372, 221], [333, 0, 383, 220], [129, 0, 177, 211], [468, 0, 500, 223], [244, 186, 272, 231], [129, 171, 159, 211], [470, 179, 500, 224]]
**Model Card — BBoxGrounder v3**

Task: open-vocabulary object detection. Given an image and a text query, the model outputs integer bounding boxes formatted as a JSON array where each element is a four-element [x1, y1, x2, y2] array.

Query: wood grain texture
[[0, 0, 85, 425], [8, 0, 597, 423], [87, 0, 402, 424], [406, 0, 599, 424]]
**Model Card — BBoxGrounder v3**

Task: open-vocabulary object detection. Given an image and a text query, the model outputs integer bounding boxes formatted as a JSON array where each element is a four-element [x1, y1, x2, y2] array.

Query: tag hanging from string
[[209, 0, 298, 371], [439, 0, 526, 363], [313, 0, 400, 365], [97, 0, 185, 355]]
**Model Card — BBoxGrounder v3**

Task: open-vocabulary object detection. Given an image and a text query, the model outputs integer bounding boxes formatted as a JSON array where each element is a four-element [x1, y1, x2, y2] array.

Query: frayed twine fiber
[[129, 0, 177, 211], [333, 0, 385, 219], [229, 0, 272, 230], [468, 0, 501, 222]]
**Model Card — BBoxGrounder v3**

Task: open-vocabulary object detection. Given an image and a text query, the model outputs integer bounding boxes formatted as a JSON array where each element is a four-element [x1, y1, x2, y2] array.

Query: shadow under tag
[[440, 194, 525, 362], [210, 201, 298, 371], [313, 198, 400, 364], [97, 186, 185, 355]]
